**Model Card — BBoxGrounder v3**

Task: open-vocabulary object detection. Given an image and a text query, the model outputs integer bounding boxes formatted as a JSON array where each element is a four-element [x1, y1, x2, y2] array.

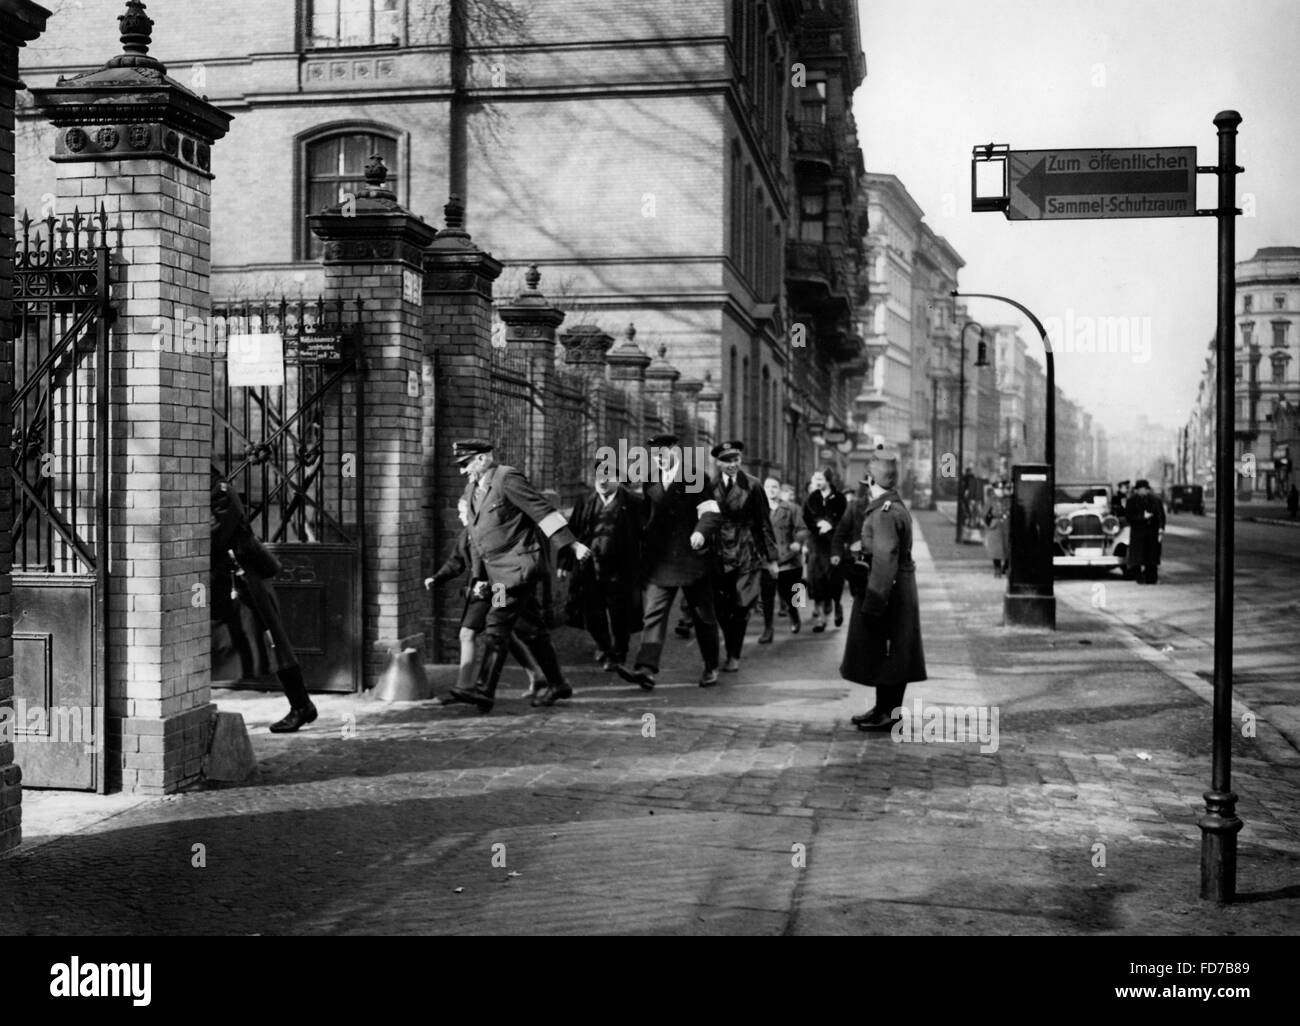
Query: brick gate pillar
[[675, 374, 703, 449], [0, 0, 50, 850], [605, 324, 651, 446], [497, 265, 565, 490], [308, 157, 438, 687], [30, 2, 232, 794], [697, 372, 723, 450], [644, 343, 682, 436], [560, 324, 613, 458], [421, 197, 501, 661]]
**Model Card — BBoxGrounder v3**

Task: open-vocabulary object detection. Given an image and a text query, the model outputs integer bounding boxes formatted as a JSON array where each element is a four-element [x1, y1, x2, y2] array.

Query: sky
[[853, 0, 1300, 433]]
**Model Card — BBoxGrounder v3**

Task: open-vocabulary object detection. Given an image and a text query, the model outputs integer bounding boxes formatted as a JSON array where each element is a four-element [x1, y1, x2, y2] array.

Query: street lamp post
[[955, 319, 988, 543], [954, 290, 1056, 629]]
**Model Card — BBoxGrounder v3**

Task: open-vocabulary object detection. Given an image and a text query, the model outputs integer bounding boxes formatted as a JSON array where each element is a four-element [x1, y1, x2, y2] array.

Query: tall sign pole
[[969, 114, 1246, 901], [1201, 110, 1244, 902]]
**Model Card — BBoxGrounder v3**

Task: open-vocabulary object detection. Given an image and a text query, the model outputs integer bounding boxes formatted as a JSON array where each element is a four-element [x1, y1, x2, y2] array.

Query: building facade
[[1231, 247, 1300, 499], [15, 0, 869, 488]]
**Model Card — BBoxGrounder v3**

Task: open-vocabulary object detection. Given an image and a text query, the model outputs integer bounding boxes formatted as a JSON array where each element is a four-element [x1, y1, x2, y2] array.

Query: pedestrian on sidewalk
[[448, 439, 592, 712], [830, 472, 873, 601], [426, 498, 545, 704], [803, 468, 847, 632], [1125, 479, 1166, 585], [710, 441, 779, 672], [211, 472, 316, 734], [983, 479, 1012, 577], [1288, 483, 1298, 519], [617, 433, 723, 689], [559, 459, 644, 673], [839, 451, 927, 732], [1112, 480, 1130, 520], [760, 477, 807, 639]]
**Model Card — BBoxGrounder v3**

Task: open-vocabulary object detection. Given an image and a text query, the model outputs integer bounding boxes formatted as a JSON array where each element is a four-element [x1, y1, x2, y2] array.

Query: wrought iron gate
[[10, 208, 112, 792], [210, 297, 365, 693]]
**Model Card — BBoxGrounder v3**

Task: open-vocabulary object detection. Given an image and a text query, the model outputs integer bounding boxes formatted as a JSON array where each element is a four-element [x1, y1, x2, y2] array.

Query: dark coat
[[466, 463, 577, 591], [1125, 492, 1166, 567], [641, 474, 721, 587], [561, 486, 645, 632], [802, 487, 847, 600], [839, 490, 927, 689], [983, 494, 1011, 562], [429, 528, 486, 592], [560, 485, 643, 581], [712, 468, 778, 575], [831, 494, 870, 598], [769, 499, 807, 570], [211, 479, 297, 676]]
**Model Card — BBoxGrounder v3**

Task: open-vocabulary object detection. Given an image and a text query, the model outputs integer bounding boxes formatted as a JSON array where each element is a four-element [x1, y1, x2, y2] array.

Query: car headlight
[[1055, 516, 1073, 536], [1102, 515, 1120, 536]]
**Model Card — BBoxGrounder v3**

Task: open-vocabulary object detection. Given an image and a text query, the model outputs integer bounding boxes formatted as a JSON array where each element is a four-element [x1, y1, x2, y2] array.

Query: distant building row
[[1184, 246, 1300, 500]]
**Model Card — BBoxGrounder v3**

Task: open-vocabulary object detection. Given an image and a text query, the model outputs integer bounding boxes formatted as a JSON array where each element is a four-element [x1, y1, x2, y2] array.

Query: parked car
[[1054, 483, 1129, 573], [1169, 483, 1206, 515]]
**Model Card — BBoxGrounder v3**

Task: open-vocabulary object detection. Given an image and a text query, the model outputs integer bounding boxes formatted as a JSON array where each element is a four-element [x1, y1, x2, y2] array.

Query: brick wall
[[53, 155, 218, 793], [422, 236, 501, 660]]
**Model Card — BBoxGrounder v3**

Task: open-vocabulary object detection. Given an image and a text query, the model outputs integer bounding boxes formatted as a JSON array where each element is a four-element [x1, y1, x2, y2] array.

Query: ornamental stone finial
[[118, 0, 153, 57], [364, 153, 389, 188], [525, 264, 541, 291]]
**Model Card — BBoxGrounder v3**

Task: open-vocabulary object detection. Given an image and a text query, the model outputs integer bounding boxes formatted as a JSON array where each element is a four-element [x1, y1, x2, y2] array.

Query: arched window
[[301, 129, 400, 259]]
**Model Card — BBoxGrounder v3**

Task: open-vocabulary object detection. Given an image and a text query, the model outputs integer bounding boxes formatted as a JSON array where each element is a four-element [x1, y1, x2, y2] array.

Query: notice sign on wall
[[227, 334, 285, 387]]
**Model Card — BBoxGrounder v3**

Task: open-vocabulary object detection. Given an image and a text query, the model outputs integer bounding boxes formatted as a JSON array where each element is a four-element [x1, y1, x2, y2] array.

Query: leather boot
[[527, 634, 574, 706], [450, 639, 509, 713]]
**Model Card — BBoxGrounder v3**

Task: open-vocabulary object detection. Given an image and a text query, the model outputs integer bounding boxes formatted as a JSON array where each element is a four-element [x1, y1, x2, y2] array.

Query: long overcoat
[[802, 487, 847, 600], [640, 475, 721, 587], [211, 479, 298, 676], [466, 464, 577, 592], [839, 490, 927, 688], [1125, 492, 1166, 568], [982, 493, 1011, 562]]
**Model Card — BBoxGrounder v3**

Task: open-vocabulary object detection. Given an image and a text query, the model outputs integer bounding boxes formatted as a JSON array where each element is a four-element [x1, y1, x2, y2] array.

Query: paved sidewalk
[[2, 512, 1298, 935]]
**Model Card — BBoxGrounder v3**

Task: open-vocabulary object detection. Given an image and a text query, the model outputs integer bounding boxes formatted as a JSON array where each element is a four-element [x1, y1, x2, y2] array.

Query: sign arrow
[[1018, 159, 1190, 210]]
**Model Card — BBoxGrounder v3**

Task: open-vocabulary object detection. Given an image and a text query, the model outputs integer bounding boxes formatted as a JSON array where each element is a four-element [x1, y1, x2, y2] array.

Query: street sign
[[283, 333, 348, 364], [1007, 147, 1197, 220]]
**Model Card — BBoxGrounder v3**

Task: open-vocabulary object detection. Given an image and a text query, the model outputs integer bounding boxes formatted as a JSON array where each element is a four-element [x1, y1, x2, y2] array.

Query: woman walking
[[802, 468, 847, 632], [211, 473, 316, 733]]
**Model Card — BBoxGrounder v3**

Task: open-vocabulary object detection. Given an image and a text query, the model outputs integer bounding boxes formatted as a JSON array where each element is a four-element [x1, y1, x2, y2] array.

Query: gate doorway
[[210, 297, 366, 694], [9, 209, 112, 792]]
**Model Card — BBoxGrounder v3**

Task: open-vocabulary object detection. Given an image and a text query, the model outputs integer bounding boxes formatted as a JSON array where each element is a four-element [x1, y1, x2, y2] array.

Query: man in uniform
[[839, 451, 927, 732], [710, 442, 778, 671], [759, 477, 806, 640], [560, 458, 644, 672], [448, 439, 591, 712], [617, 433, 722, 688]]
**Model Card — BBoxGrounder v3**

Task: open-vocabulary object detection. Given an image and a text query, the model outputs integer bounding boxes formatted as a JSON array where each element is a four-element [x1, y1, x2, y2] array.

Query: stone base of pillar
[[107, 703, 217, 795], [1002, 594, 1056, 630], [368, 634, 427, 690], [0, 764, 21, 854]]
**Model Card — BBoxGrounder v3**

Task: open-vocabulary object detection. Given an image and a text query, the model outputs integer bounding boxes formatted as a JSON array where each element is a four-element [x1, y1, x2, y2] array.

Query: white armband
[[696, 500, 720, 517], [538, 511, 568, 538]]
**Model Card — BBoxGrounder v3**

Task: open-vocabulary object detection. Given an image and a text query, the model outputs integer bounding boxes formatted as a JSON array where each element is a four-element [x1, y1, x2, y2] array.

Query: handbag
[[235, 530, 282, 580]]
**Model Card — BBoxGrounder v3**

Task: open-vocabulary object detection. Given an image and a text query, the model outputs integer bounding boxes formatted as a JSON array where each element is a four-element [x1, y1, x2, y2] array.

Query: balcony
[[791, 120, 835, 174], [787, 240, 837, 295]]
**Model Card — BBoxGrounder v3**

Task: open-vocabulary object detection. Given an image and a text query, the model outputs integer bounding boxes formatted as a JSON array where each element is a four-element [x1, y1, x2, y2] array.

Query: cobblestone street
[[4, 512, 1298, 936]]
